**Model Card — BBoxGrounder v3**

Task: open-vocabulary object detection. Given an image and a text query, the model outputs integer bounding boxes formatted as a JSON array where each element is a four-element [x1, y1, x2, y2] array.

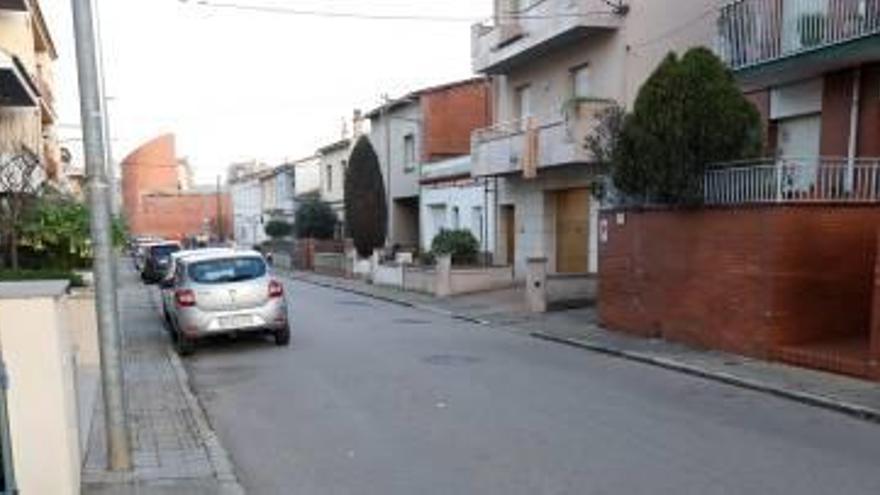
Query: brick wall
[[599, 206, 880, 364], [121, 134, 179, 229], [137, 193, 232, 241], [421, 80, 491, 163]]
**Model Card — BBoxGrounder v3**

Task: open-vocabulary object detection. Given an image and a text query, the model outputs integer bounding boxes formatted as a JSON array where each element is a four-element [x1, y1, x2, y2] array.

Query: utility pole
[[71, 0, 132, 471]]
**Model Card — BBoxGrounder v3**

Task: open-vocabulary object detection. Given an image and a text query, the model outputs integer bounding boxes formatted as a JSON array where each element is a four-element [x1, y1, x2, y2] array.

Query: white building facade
[[470, 0, 720, 277], [230, 174, 266, 248], [317, 138, 350, 234], [419, 155, 496, 255]]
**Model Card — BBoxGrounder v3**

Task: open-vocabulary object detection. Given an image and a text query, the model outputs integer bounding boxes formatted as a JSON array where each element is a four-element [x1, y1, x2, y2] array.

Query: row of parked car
[[130, 237, 291, 355]]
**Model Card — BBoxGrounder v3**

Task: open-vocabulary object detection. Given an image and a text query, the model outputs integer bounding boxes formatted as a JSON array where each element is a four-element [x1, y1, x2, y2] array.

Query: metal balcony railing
[[704, 157, 880, 204], [717, 0, 880, 69]]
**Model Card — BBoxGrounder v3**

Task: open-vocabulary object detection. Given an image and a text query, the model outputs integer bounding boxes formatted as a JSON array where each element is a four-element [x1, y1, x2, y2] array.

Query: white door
[[777, 113, 822, 191]]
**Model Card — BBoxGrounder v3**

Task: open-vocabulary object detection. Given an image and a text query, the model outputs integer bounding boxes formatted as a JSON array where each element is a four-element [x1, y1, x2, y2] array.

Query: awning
[[0, 49, 39, 107]]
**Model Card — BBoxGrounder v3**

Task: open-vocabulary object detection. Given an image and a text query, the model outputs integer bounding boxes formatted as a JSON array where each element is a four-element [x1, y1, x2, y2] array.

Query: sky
[[46, 0, 492, 184]]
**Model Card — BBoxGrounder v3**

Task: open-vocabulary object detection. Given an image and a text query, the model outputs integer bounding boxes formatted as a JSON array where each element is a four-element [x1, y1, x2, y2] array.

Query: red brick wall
[[121, 134, 180, 234], [420, 80, 491, 163], [137, 193, 232, 240], [599, 207, 880, 359]]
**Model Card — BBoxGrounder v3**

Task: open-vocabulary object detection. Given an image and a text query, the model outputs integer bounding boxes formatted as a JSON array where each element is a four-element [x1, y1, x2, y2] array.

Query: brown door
[[501, 205, 516, 266], [556, 188, 589, 273]]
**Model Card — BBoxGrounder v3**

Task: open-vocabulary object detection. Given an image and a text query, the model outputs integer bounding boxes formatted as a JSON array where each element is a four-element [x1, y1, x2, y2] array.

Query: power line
[[182, 0, 618, 23]]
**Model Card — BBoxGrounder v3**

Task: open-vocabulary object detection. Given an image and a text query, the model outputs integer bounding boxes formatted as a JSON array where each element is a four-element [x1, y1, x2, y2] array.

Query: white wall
[[231, 178, 265, 246], [369, 102, 422, 200], [420, 181, 496, 254], [495, 165, 599, 277], [294, 156, 322, 196]]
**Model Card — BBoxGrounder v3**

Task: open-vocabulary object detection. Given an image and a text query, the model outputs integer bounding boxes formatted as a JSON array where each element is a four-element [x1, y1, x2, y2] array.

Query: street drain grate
[[423, 354, 483, 366], [393, 318, 430, 325]]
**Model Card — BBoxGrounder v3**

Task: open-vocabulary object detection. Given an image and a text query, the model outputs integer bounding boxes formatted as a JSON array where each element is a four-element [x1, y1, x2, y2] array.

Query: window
[[515, 84, 532, 120], [471, 206, 484, 245], [188, 257, 267, 284], [452, 206, 460, 230], [326, 164, 333, 192], [403, 134, 416, 172], [571, 64, 590, 98]]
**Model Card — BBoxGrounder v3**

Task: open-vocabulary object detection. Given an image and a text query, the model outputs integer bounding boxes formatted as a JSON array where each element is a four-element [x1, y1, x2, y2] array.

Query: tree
[[0, 148, 44, 269], [344, 136, 387, 257], [294, 198, 337, 240], [264, 219, 294, 240], [21, 194, 91, 270], [611, 48, 763, 205]]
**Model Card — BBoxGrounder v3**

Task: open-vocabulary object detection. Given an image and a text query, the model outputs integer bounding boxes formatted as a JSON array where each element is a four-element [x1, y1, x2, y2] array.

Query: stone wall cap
[[527, 257, 548, 263], [0, 280, 70, 300]]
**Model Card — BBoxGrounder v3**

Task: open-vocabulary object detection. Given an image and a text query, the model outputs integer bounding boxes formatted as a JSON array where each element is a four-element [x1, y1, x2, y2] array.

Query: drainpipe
[[846, 66, 862, 193]]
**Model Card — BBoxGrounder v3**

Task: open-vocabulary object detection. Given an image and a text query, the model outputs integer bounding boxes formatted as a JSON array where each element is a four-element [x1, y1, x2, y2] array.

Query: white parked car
[[161, 250, 290, 355]]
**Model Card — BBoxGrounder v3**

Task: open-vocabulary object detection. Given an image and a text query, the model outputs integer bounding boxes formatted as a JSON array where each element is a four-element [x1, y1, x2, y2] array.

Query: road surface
[[184, 279, 880, 495]]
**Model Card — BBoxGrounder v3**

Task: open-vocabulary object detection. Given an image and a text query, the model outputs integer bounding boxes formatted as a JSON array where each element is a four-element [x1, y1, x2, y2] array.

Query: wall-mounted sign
[[616, 212, 626, 226]]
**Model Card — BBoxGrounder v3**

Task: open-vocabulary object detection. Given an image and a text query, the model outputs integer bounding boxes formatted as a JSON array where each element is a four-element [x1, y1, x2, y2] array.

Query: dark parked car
[[141, 242, 181, 284]]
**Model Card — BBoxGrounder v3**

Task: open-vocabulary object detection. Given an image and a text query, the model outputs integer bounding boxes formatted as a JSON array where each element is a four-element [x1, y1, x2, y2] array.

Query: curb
[[166, 348, 245, 494], [288, 273, 492, 326], [531, 332, 880, 425]]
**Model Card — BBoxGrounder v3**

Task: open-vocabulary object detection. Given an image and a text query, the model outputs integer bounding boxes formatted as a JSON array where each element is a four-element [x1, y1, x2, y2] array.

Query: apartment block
[[0, 0, 60, 181], [367, 77, 492, 249]]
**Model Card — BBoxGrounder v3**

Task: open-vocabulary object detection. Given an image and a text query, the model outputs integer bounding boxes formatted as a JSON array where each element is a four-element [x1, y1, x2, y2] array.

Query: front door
[[501, 205, 516, 266], [556, 188, 589, 274]]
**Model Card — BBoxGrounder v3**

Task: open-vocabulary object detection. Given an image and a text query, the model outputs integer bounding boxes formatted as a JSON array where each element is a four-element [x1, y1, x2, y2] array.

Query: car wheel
[[175, 331, 196, 356], [274, 326, 291, 346]]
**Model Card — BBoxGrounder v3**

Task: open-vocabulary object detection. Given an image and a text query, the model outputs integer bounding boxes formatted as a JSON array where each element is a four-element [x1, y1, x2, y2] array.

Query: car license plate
[[219, 315, 253, 329]]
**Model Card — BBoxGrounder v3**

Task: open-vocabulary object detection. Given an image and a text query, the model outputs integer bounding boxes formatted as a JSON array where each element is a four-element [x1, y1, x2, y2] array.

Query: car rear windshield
[[151, 244, 180, 258], [188, 257, 267, 284]]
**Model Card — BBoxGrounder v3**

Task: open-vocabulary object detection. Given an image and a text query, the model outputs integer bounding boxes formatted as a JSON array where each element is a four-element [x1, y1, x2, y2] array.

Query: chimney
[[352, 109, 364, 138]]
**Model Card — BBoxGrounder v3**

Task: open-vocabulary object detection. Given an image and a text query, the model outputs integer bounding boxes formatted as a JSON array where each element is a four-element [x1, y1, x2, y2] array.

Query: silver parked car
[[161, 250, 290, 355]]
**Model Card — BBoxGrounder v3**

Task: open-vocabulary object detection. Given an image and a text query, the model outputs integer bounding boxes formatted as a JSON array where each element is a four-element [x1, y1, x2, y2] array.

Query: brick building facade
[[121, 133, 231, 240]]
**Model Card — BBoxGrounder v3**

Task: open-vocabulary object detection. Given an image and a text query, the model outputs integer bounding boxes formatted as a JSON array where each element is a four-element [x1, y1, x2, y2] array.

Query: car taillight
[[268, 280, 284, 298], [175, 289, 196, 307]]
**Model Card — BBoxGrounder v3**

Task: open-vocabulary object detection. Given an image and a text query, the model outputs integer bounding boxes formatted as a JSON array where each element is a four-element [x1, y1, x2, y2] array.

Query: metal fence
[[717, 0, 880, 69], [704, 157, 880, 204]]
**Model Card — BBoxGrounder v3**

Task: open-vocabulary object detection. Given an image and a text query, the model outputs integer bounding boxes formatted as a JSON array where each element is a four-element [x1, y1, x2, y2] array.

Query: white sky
[[46, 0, 491, 184]]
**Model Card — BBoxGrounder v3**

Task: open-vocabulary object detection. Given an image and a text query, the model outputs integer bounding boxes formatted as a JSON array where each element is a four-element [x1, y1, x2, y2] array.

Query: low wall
[[374, 263, 404, 288], [403, 266, 436, 294], [547, 274, 597, 306], [449, 266, 515, 295], [599, 206, 880, 366], [0, 281, 83, 495], [65, 289, 102, 458], [314, 252, 346, 277]]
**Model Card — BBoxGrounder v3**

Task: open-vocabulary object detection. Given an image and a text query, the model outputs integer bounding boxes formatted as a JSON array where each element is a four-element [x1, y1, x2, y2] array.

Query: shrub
[[611, 48, 763, 205], [294, 199, 337, 240], [265, 219, 294, 240], [345, 136, 388, 257], [431, 229, 479, 265]]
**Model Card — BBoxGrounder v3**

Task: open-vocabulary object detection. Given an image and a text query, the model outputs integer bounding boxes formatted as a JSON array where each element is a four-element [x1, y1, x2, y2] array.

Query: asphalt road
[[185, 280, 880, 495]]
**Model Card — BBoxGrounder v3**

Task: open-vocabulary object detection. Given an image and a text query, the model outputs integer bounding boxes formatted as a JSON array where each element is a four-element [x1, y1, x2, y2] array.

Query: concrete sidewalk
[[288, 270, 880, 423], [82, 266, 242, 494]]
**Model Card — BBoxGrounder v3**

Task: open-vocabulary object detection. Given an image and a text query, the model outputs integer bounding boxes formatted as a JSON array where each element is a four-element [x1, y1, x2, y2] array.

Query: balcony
[[471, 99, 612, 177], [717, 0, 880, 88], [471, 0, 624, 74], [704, 157, 880, 204]]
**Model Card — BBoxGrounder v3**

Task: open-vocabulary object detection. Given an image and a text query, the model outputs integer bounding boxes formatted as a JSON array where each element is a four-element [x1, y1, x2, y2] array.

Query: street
[[183, 279, 880, 495]]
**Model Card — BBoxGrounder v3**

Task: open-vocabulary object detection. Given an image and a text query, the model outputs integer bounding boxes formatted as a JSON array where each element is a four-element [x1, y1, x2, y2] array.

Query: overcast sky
[[46, 0, 491, 184]]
